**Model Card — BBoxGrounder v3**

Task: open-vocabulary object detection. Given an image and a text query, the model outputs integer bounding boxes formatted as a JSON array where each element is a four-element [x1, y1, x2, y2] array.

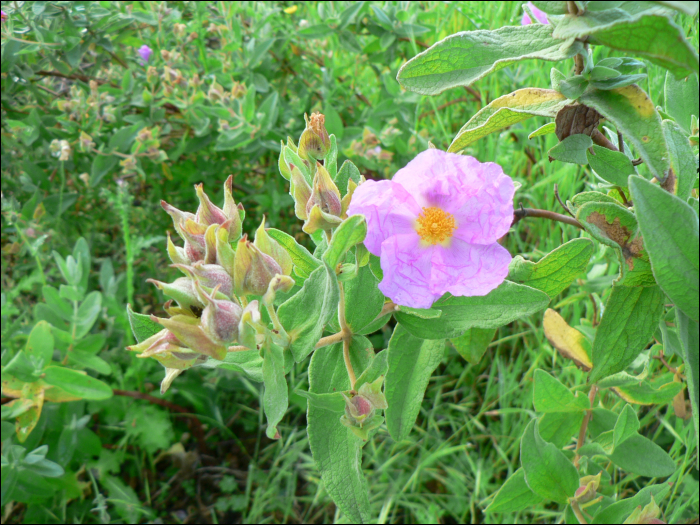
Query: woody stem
[[512, 205, 584, 230]]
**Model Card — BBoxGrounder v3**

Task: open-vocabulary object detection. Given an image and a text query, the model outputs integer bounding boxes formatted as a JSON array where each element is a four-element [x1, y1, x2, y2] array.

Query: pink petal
[[347, 180, 421, 256], [378, 234, 441, 309], [430, 240, 512, 298]]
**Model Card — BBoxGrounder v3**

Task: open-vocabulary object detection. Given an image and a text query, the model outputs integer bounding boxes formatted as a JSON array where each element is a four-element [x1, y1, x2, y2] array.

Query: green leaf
[[539, 411, 584, 449], [395, 281, 550, 340], [533, 370, 589, 412], [520, 419, 579, 503], [558, 75, 589, 100], [126, 304, 161, 343], [590, 73, 648, 91], [262, 338, 288, 439], [323, 216, 367, 269], [586, 145, 636, 187], [676, 309, 699, 468], [485, 468, 543, 513], [528, 122, 557, 139], [24, 321, 53, 367], [450, 327, 496, 364], [590, 66, 621, 81], [576, 201, 654, 287], [267, 228, 321, 276], [200, 349, 263, 383], [42, 367, 112, 400], [664, 121, 698, 202], [608, 434, 676, 477], [307, 337, 372, 523], [90, 153, 118, 187], [613, 404, 639, 448], [592, 483, 671, 524], [354, 349, 388, 392], [547, 134, 593, 165], [397, 24, 583, 95], [335, 160, 361, 197], [368, 253, 383, 282], [508, 238, 594, 298], [448, 88, 570, 152], [654, 1, 699, 16], [385, 325, 444, 442], [553, 10, 698, 78], [342, 264, 385, 334], [531, 1, 568, 14], [664, 71, 699, 134], [278, 265, 339, 362], [295, 389, 345, 412], [629, 176, 699, 321], [579, 85, 669, 180], [74, 291, 102, 339], [589, 285, 665, 383]]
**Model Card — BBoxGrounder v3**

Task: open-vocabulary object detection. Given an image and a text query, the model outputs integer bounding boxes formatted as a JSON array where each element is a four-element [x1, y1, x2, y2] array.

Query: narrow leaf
[[262, 339, 287, 439]]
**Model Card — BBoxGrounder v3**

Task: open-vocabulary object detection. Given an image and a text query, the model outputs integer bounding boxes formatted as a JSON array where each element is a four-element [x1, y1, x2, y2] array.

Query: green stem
[[337, 282, 356, 389], [58, 161, 66, 219], [116, 184, 134, 310], [265, 303, 289, 347], [16, 225, 46, 285]]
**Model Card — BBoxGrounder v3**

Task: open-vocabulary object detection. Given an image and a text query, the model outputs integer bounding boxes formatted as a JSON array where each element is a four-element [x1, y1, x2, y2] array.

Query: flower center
[[416, 207, 456, 245]]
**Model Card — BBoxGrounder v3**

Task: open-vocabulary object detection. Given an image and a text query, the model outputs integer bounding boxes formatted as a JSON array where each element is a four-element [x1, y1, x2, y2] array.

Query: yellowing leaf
[[543, 308, 592, 371], [284, 5, 298, 14], [449, 88, 569, 152]]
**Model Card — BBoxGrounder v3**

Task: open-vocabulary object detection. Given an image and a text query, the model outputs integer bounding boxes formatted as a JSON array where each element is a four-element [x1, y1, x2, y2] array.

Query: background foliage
[[1, 1, 698, 523]]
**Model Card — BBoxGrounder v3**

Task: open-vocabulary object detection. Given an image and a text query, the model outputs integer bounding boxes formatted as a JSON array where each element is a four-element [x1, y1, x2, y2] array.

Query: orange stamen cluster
[[416, 207, 456, 245]]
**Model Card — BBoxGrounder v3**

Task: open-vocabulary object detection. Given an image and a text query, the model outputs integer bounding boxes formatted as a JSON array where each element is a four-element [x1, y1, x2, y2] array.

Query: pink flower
[[138, 44, 153, 65], [1, 11, 8, 22], [347, 149, 514, 309], [522, 2, 549, 25]]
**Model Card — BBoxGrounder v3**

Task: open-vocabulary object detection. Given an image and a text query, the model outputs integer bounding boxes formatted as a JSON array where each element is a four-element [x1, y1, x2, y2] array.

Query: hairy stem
[[315, 331, 347, 349], [574, 384, 598, 468], [374, 301, 398, 321], [338, 282, 356, 389], [570, 501, 589, 525], [512, 204, 584, 230], [343, 337, 356, 390]]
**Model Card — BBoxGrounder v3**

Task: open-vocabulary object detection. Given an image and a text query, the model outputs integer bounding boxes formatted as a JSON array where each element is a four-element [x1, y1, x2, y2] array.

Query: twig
[[419, 97, 468, 120], [464, 85, 482, 104], [554, 184, 575, 218], [617, 130, 625, 154], [652, 350, 678, 374], [374, 301, 398, 321], [615, 186, 631, 207], [511, 203, 584, 230], [631, 157, 643, 166], [591, 129, 618, 151]]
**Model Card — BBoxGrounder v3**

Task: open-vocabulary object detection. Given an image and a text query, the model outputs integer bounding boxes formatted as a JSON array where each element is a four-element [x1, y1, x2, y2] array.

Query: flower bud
[[297, 112, 331, 161], [173, 262, 233, 299], [339, 377, 388, 440], [302, 204, 343, 234], [79, 131, 94, 153], [341, 178, 357, 219], [147, 276, 204, 311], [262, 274, 296, 307], [127, 329, 204, 369], [278, 142, 291, 180], [147, 66, 158, 84], [230, 81, 246, 99], [151, 314, 227, 360], [160, 368, 183, 394], [196, 282, 243, 345], [572, 472, 601, 504], [254, 217, 293, 276], [203, 223, 218, 264], [179, 219, 208, 262], [222, 175, 243, 241], [173, 23, 186, 38], [306, 163, 341, 218], [167, 231, 189, 265], [234, 235, 282, 297], [215, 226, 235, 274], [138, 44, 153, 64], [623, 497, 664, 524], [238, 300, 262, 349], [195, 183, 228, 226], [290, 164, 312, 220], [208, 80, 225, 102]]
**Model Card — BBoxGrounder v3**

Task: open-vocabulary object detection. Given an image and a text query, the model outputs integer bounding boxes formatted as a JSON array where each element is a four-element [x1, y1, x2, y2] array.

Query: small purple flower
[[522, 2, 549, 25], [347, 149, 514, 309], [138, 44, 153, 65], [1, 10, 8, 22]]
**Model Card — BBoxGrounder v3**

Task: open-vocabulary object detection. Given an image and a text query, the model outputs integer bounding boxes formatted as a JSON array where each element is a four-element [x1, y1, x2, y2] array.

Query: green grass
[[2, 1, 698, 523]]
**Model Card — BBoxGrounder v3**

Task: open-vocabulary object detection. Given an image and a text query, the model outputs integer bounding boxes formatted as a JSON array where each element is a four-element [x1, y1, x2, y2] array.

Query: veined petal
[[378, 233, 441, 309], [347, 180, 422, 256], [431, 240, 512, 297]]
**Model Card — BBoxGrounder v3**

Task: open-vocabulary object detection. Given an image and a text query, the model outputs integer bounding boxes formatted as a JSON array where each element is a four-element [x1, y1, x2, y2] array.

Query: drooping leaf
[[307, 337, 372, 523], [589, 285, 665, 382], [395, 281, 550, 340], [262, 338, 287, 439], [485, 468, 543, 514], [586, 145, 636, 187], [384, 325, 444, 442], [579, 85, 669, 180], [398, 24, 583, 95], [450, 327, 496, 365], [553, 10, 698, 78], [543, 309, 593, 370], [278, 264, 339, 362], [508, 238, 594, 298], [629, 176, 699, 321], [449, 88, 570, 152], [520, 419, 579, 503]]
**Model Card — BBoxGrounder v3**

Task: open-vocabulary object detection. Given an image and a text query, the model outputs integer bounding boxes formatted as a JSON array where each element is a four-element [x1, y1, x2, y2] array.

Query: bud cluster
[[128, 176, 294, 393]]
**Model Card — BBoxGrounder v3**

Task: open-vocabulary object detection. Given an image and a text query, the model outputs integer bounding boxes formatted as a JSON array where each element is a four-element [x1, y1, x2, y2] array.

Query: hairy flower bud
[[234, 235, 282, 297], [298, 112, 331, 161], [222, 175, 243, 241], [623, 497, 664, 524], [306, 163, 341, 218], [173, 262, 233, 299], [254, 217, 293, 276], [339, 377, 388, 440], [572, 472, 601, 504], [290, 164, 312, 220], [151, 314, 227, 360], [127, 329, 204, 369], [195, 183, 228, 226], [196, 282, 243, 345], [147, 276, 204, 311]]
